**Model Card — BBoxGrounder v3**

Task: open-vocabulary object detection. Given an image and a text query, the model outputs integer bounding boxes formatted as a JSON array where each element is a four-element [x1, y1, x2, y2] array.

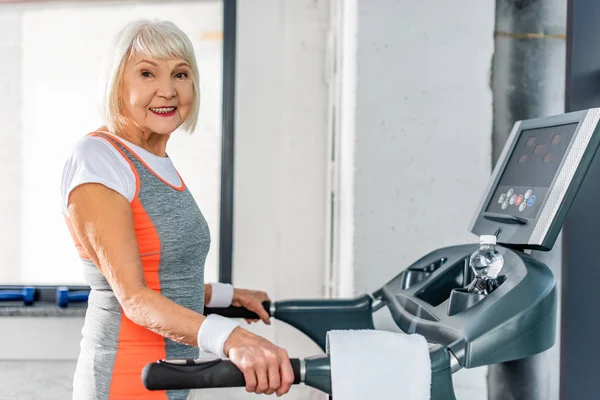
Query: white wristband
[[206, 282, 234, 308], [197, 314, 240, 358]]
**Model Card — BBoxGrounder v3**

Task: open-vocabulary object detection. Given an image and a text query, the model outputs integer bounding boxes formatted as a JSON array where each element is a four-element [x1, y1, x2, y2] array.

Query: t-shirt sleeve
[[60, 136, 136, 214]]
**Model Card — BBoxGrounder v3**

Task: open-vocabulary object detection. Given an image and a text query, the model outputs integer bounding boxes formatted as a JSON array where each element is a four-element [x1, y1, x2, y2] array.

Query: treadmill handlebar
[[142, 357, 302, 391], [203, 301, 272, 319]]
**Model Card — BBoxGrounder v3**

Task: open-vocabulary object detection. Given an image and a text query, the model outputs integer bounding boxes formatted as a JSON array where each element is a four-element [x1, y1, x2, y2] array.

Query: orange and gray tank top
[[65, 132, 210, 400]]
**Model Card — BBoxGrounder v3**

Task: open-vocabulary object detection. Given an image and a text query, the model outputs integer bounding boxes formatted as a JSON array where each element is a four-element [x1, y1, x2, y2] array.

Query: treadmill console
[[470, 109, 600, 250]]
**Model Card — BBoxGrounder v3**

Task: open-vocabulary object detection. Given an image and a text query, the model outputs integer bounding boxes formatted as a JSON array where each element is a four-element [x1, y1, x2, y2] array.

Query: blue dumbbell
[[0, 287, 35, 306], [57, 286, 90, 308]]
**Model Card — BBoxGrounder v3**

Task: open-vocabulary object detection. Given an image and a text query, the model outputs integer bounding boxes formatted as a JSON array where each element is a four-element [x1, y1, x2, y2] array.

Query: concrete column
[[489, 1, 566, 398]]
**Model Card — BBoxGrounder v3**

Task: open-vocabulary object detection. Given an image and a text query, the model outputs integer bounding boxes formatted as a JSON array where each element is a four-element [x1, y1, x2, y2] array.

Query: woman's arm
[[68, 182, 204, 346]]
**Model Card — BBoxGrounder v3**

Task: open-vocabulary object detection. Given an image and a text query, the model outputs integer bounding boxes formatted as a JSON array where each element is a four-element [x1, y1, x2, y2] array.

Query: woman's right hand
[[224, 327, 295, 396]]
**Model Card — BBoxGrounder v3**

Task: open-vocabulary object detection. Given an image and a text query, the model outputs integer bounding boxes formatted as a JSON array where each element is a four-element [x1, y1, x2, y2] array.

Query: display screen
[[486, 122, 579, 219]]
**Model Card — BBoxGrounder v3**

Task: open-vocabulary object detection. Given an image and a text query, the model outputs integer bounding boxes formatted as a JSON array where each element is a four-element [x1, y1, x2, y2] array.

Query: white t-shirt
[[60, 132, 182, 214]]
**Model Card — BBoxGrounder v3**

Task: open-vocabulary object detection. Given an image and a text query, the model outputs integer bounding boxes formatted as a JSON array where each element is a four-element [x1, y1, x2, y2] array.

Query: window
[[0, 0, 223, 285]]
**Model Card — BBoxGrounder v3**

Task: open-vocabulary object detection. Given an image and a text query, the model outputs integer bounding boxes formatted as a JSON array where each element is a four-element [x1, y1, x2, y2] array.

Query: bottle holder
[[447, 275, 506, 316], [447, 288, 486, 316]]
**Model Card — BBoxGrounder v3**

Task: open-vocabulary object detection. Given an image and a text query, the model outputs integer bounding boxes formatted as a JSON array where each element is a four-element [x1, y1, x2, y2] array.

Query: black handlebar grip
[[203, 301, 271, 319], [142, 358, 301, 390]]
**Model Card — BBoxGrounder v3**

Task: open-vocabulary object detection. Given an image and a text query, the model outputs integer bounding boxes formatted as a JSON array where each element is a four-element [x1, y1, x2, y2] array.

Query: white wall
[[233, 0, 330, 302], [351, 0, 495, 293], [341, 0, 496, 398]]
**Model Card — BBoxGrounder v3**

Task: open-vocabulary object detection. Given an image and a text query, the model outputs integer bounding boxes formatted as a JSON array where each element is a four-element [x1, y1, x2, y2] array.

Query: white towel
[[326, 330, 431, 400]]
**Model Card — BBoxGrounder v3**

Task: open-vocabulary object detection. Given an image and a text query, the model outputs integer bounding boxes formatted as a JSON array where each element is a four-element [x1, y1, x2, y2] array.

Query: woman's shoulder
[[60, 132, 137, 211], [66, 133, 126, 165], [62, 132, 136, 182]]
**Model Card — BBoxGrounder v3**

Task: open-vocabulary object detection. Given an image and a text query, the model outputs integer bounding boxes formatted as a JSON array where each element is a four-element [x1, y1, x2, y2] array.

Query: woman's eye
[[141, 71, 152, 78], [175, 72, 188, 79]]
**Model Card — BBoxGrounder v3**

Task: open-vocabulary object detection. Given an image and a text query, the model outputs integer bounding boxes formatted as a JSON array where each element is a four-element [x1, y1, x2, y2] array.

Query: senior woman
[[60, 19, 294, 399]]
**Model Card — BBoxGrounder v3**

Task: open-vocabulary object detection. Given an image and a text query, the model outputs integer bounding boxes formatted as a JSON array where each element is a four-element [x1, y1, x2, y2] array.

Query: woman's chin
[[148, 123, 181, 135]]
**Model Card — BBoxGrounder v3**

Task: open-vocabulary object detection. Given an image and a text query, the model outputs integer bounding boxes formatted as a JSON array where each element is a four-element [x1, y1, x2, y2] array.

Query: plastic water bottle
[[468, 235, 504, 294]]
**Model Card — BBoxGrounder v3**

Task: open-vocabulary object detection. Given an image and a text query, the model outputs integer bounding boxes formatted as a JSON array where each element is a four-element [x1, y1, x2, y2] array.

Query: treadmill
[[143, 108, 600, 399]]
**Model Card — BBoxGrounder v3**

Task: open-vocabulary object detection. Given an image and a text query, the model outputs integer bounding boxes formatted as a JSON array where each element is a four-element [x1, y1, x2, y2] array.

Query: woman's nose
[[156, 77, 176, 99]]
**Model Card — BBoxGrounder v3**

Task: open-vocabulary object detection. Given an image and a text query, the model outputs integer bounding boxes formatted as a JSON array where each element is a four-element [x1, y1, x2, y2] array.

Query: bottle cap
[[480, 235, 497, 245]]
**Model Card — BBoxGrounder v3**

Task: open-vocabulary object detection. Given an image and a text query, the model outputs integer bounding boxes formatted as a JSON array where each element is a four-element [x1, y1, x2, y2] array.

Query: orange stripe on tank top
[[108, 196, 167, 399], [85, 133, 166, 398]]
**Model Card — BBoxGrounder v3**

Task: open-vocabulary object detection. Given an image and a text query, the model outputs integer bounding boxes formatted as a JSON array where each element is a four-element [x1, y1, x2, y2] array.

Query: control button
[[507, 188, 514, 198], [527, 195, 536, 207], [515, 194, 523, 206], [510, 194, 517, 205], [524, 189, 532, 200], [498, 193, 507, 204], [501, 200, 509, 210], [552, 134, 561, 145], [519, 202, 527, 212]]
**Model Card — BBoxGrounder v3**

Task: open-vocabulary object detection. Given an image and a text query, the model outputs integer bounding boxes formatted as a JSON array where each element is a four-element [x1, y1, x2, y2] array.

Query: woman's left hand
[[231, 288, 271, 325]]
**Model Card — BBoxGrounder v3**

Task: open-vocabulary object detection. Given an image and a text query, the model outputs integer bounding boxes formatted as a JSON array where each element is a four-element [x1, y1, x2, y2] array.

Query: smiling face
[[119, 52, 194, 136]]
